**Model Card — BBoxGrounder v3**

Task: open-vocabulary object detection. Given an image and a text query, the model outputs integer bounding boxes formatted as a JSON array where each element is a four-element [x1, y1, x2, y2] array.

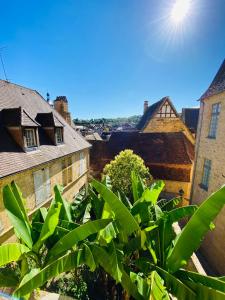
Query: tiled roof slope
[[181, 108, 199, 133], [136, 97, 178, 130], [108, 131, 194, 164], [200, 59, 225, 100], [0, 80, 90, 178]]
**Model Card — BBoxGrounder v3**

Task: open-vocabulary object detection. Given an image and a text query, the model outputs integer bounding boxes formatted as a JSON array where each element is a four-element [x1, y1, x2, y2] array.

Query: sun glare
[[171, 0, 191, 24]]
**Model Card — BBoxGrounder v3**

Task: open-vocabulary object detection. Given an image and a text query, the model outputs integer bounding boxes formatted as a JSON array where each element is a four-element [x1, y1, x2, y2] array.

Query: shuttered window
[[79, 152, 86, 176], [33, 168, 51, 206], [62, 156, 73, 186]]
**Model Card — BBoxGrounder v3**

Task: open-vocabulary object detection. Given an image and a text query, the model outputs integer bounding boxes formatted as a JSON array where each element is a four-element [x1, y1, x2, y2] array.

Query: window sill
[[207, 136, 216, 140], [25, 146, 39, 152], [199, 183, 208, 191]]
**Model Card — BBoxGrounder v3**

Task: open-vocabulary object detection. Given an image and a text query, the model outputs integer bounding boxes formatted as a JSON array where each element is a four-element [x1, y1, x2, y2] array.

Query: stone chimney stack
[[54, 96, 72, 126], [144, 100, 149, 114]]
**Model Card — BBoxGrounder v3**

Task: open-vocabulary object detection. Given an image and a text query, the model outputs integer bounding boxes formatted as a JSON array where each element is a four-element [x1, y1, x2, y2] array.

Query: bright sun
[[171, 0, 191, 24]]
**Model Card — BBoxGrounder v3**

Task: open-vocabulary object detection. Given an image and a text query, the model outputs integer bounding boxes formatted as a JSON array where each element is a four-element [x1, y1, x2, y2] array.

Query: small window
[[55, 128, 63, 144], [200, 159, 211, 190], [208, 103, 221, 138], [24, 128, 37, 148], [62, 156, 73, 186]]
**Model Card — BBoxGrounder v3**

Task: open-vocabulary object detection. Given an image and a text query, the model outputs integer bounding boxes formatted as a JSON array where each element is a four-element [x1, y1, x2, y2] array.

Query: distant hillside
[[73, 115, 141, 126]]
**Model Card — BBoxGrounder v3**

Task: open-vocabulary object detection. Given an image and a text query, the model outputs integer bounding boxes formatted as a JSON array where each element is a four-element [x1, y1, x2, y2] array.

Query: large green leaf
[[164, 205, 198, 224], [3, 185, 33, 248], [155, 266, 196, 300], [0, 243, 30, 267], [131, 171, 145, 202], [167, 185, 225, 273], [92, 243, 122, 283], [130, 272, 150, 299], [186, 280, 225, 300], [144, 181, 165, 205], [11, 182, 30, 225], [32, 201, 61, 252], [176, 270, 225, 293], [14, 250, 85, 298], [54, 185, 72, 222], [48, 219, 112, 258], [149, 270, 170, 300], [92, 179, 140, 236]]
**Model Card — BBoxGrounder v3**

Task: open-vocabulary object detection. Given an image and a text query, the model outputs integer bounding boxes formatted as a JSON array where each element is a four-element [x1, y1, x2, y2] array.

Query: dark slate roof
[[0, 80, 90, 178], [200, 59, 225, 100], [36, 112, 64, 127], [1, 107, 40, 127], [181, 108, 199, 133], [136, 97, 178, 130]]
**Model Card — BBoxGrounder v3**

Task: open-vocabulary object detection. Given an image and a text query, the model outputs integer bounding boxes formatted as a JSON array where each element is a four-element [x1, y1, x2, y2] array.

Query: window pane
[[201, 159, 211, 188], [24, 129, 36, 148], [56, 128, 63, 144], [209, 103, 221, 138]]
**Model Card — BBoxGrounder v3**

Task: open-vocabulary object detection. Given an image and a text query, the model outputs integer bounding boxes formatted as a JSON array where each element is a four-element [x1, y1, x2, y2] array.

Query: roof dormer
[[36, 112, 64, 145], [1, 107, 40, 151]]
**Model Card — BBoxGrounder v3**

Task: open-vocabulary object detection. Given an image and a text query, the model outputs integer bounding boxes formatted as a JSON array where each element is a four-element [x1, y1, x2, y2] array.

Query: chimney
[[46, 92, 50, 103], [144, 100, 149, 114], [54, 96, 72, 126]]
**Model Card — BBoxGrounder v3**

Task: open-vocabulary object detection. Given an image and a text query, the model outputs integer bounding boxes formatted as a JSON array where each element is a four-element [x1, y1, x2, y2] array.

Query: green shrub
[[103, 149, 151, 196]]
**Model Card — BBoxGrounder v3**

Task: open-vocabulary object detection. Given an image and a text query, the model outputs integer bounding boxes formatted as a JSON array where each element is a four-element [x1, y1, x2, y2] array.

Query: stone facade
[[0, 149, 89, 244], [143, 116, 195, 144], [191, 90, 225, 274]]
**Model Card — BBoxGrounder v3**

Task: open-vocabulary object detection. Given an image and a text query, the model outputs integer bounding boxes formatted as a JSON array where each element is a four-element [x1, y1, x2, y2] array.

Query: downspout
[[190, 98, 205, 204]]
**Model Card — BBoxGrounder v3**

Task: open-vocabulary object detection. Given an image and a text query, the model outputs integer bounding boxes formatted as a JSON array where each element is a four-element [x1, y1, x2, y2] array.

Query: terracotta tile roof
[[136, 97, 178, 130], [0, 80, 91, 178], [90, 131, 194, 182], [181, 108, 199, 133], [200, 59, 225, 100]]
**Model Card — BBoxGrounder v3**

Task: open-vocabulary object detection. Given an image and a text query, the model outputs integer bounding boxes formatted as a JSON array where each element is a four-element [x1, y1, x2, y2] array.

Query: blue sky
[[1, 0, 225, 118]]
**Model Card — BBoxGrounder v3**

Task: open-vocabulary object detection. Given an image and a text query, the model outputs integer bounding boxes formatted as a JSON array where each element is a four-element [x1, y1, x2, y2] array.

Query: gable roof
[[200, 59, 225, 100], [2, 107, 40, 127], [0, 80, 90, 178], [181, 108, 199, 133], [136, 97, 178, 130]]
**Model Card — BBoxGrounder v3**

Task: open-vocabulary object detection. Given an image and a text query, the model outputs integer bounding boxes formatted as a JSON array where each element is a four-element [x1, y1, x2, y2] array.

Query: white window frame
[[33, 168, 51, 206], [24, 128, 37, 148], [55, 127, 63, 144], [62, 156, 73, 186]]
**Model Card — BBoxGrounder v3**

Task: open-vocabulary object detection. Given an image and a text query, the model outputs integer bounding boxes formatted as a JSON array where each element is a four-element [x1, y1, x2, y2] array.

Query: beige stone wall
[[143, 117, 195, 144], [0, 149, 89, 244], [164, 179, 191, 202], [191, 91, 225, 274]]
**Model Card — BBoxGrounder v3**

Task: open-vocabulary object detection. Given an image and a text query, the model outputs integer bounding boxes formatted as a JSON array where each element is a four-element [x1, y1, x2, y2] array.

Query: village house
[[90, 97, 195, 201], [0, 80, 90, 243], [191, 59, 225, 275]]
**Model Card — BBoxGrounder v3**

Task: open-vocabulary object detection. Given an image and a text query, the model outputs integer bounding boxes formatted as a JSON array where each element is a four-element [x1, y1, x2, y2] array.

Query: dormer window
[[24, 128, 37, 148], [55, 127, 63, 144]]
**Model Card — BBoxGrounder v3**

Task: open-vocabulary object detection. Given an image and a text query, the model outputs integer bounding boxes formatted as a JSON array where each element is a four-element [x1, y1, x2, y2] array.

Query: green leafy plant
[[1, 177, 225, 300], [103, 149, 151, 197]]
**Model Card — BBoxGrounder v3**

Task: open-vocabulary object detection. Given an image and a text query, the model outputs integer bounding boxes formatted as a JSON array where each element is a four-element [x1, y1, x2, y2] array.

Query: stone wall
[[143, 117, 195, 144], [191, 90, 225, 274], [0, 149, 89, 243]]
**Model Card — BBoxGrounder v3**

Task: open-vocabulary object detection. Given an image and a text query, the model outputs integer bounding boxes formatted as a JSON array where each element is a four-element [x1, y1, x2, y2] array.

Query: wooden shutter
[[33, 170, 45, 205]]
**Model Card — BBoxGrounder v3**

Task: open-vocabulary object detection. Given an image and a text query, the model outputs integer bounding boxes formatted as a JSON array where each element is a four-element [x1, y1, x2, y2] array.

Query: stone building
[[90, 97, 195, 201], [191, 59, 225, 275], [137, 97, 195, 144], [0, 80, 90, 243]]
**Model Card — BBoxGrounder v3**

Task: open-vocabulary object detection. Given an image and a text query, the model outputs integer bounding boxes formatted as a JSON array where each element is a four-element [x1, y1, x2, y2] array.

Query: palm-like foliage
[[1, 176, 225, 299]]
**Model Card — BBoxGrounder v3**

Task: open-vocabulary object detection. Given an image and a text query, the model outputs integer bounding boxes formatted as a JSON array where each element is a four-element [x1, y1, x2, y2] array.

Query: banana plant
[[2, 176, 225, 300]]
